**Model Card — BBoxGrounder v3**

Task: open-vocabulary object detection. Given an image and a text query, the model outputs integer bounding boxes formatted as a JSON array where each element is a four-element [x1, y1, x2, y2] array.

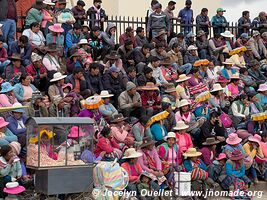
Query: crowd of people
[[0, 0, 267, 199]]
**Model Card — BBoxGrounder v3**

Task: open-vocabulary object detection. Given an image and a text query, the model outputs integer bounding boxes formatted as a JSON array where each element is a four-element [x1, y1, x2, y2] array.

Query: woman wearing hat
[[220, 59, 237, 80], [223, 150, 251, 190], [22, 22, 46, 47], [41, 0, 55, 35], [149, 111, 168, 144], [224, 133, 245, 159], [239, 68, 257, 94], [173, 121, 193, 163], [209, 83, 228, 111], [0, 82, 18, 108], [5, 54, 26, 83], [98, 90, 118, 119], [24, 0, 44, 28], [66, 51, 83, 74], [13, 74, 38, 105], [216, 76, 230, 97], [94, 126, 122, 161], [77, 39, 93, 66], [141, 82, 161, 117], [48, 72, 67, 103], [0, 117, 17, 146], [175, 74, 191, 100], [105, 51, 123, 73], [243, 134, 267, 183], [162, 83, 180, 110], [256, 83, 267, 110], [46, 24, 65, 47], [227, 74, 241, 98], [199, 137, 220, 166], [229, 47, 246, 68]]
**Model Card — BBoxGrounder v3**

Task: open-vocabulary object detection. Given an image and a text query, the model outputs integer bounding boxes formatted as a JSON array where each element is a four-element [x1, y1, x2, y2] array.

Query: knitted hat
[[126, 82, 136, 91]]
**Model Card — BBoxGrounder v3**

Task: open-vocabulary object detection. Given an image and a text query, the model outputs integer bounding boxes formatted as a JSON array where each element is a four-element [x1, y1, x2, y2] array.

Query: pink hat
[[216, 153, 227, 161], [4, 182, 25, 194], [48, 23, 64, 33], [62, 83, 73, 90], [0, 117, 9, 129], [68, 126, 86, 139], [248, 134, 261, 145], [9, 141, 21, 155], [226, 133, 242, 145], [258, 83, 267, 92]]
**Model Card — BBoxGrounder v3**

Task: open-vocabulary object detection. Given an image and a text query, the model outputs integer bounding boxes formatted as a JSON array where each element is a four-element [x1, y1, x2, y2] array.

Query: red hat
[[217, 76, 229, 83]]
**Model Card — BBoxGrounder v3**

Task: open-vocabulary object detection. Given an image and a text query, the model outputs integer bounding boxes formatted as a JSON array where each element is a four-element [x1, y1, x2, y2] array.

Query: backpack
[[220, 112, 233, 128]]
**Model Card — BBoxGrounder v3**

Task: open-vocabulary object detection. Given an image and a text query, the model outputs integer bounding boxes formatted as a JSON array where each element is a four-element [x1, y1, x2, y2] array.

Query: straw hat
[[202, 137, 220, 146], [221, 30, 234, 38], [222, 59, 234, 65], [188, 45, 198, 51], [176, 74, 191, 83], [4, 182, 25, 195], [178, 99, 190, 108], [253, 30, 260, 37], [78, 39, 89, 45], [43, 0, 55, 5], [123, 148, 143, 159], [216, 153, 227, 161], [147, 111, 169, 126], [49, 23, 64, 33], [139, 137, 157, 149], [29, 130, 55, 143], [226, 133, 242, 145], [50, 72, 67, 82], [99, 90, 114, 98], [9, 141, 21, 155], [165, 83, 176, 93], [248, 134, 261, 145], [230, 150, 244, 161], [31, 52, 42, 62], [230, 73, 240, 80], [142, 82, 159, 91], [110, 113, 127, 123], [81, 96, 104, 110], [173, 120, 189, 130], [9, 54, 22, 61], [197, 30, 206, 37], [258, 83, 267, 92], [183, 148, 202, 158], [210, 83, 223, 93], [165, 132, 176, 141]]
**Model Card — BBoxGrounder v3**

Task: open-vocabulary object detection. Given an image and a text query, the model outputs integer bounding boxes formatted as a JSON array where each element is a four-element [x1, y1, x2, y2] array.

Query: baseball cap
[[109, 65, 120, 73], [217, 8, 226, 12]]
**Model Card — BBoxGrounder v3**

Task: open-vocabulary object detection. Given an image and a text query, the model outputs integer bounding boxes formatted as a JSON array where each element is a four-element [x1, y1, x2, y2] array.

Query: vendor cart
[[25, 117, 95, 196]]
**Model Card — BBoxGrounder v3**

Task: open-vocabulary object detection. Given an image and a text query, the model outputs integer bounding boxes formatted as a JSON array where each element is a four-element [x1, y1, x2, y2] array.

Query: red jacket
[[141, 92, 161, 109], [0, 48, 8, 62], [121, 161, 142, 183], [94, 136, 120, 157], [25, 63, 47, 79]]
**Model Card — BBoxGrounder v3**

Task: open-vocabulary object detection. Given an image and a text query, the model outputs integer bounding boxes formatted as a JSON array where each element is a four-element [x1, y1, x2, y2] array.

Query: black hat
[[143, 67, 153, 75]]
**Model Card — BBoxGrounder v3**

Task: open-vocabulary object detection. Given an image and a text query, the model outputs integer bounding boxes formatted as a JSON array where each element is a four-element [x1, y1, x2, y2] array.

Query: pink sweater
[[41, 9, 53, 28], [0, 94, 18, 107], [137, 148, 162, 173]]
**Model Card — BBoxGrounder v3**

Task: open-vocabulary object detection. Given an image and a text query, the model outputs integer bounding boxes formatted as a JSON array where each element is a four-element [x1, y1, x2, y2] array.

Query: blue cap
[[240, 33, 250, 39], [109, 65, 120, 73]]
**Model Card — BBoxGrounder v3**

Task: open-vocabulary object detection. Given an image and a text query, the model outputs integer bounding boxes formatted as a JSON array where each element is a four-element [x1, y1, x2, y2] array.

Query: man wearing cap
[[71, 0, 86, 25], [119, 27, 137, 48], [211, 8, 228, 35], [184, 45, 200, 65], [147, 3, 170, 39], [248, 30, 267, 60], [252, 12, 267, 34], [87, 0, 107, 31], [118, 81, 143, 118], [178, 0, 193, 34], [196, 8, 210, 35], [185, 32, 196, 47], [237, 11, 252, 37]]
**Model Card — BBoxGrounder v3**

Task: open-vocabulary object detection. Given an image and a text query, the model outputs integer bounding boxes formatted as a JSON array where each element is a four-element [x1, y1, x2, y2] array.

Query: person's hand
[[111, 30, 116, 35], [100, 151, 106, 158], [80, 75, 85, 81], [124, 124, 132, 131], [156, 105, 162, 110], [128, 60, 135, 65], [198, 118, 205, 125], [8, 157, 15, 164], [38, 101, 46, 107], [133, 102, 141, 107], [217, 136, 225, 142], [222, 23, 227, 27]]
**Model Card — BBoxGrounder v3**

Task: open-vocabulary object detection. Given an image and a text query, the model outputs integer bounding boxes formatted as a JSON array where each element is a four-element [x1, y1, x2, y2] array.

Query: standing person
[[252, 12, 267, 34], [164, 1, 176, 39], [178, 0, 193, 35], [71, 0, 86, 25], [87, 0, 107, 31], [46, 24, 65, 47], [24, 0, 44, 29], [147, 3, 170, 39], [0, 0, 17, 45], [211, 8, 228, 35], [196, 8, 210, 35], [41, 0, 55, 36], [237, 11, 252, 37]]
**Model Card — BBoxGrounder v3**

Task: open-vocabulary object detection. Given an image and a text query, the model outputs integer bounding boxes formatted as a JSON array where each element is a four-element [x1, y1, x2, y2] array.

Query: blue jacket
[[9, 41, 32, 61], [0, 128, 18, 146], [65, 30, 84, 52], [150, 123, 167, 141], [183, 159, 207, 172], [13, 83, 38, 102], [226, 160, 245, 178], [221, 68, 237, 80], [7, 115, 28, 135], [46, 33, 65, 47]]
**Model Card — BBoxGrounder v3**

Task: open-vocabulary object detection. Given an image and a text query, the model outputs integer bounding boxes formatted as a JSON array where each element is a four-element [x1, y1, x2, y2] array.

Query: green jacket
[[25, 8, 43, 26]]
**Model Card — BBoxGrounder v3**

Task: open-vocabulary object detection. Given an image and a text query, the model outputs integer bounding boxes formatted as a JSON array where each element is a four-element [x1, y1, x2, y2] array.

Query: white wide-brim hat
[[50, 72, 67, 82], [123, 148, 143, 159], [221, 30, 234, 38], [173, 120, 189, 130], [99, 90, 114, 98], [210, 83, 223, 93]]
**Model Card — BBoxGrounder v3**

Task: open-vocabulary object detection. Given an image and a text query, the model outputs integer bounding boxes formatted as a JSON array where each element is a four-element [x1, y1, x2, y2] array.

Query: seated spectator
[[221, 30, 235, 52], [71, 0, 86, 25], [256, 83, 267, 110], [135, 27, 148, 47], [224, 133, 245, 158], [119, 26, 137, 48], [5, 54, 26, 83], [160, 58, 178, 82], [77, 39, 93, 66], [117, 39, 135, 70], [66, 23, 84, 54], [94, 126, 122, 161], [22, 22, 45, 47], [26, 53, 47, 91], [101, 22, 116, 51], [173, 121, 193, 164], [185, 32, 196, 47], [28, 91, 49, 117], [118, 82, 143, 119], [134, 43, 151, 73], [0, 82, 18, 107], [248, 30, 267, 60], [150, 43, 167, 60], [239, 68, 257, 93], [235, 33, 250, 47], [248, 91, 263, 116], [169, 33, 187, 55], [196, 30, 210, 59], [151, 31, 168, 49], [149, 111, 168, 143], [41, 0, 55, 35], [24, 0, 44, 28], [66, 51, 83, 74], [220, 59, 237, 80], [207, 62, 220, 83], [99, 90, 118, 119], [162, 102, 176, 132], [105, 51, 124, 74], [209, 83, 228, 111], [175, 74, 191, 100], [46, 24, 65, 47], [13, 74, 38, 105], [200, 137, 220, 167], [132, 117, 152, 146], [148, 56, 168, 85], [229, 47, 246, 68], [48, 72, 67, 102], [141, 82, 161, 117], [0, 117, 17, 146], [162, 84, 179, 110], [9, 36, 32, 67], [243, 46, 255, 68], [88, 26, 103, 60], [0, 38, 10, 74], [137, 67, 156, 86], [184, 45, 200, 65], [86, 62, 103, 95], [248, 60, 267, 84], [65, 68, 88, 95], [228, 74, 241, 99], [167, 43, 192, 75], [122, 67, 138, 88]]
